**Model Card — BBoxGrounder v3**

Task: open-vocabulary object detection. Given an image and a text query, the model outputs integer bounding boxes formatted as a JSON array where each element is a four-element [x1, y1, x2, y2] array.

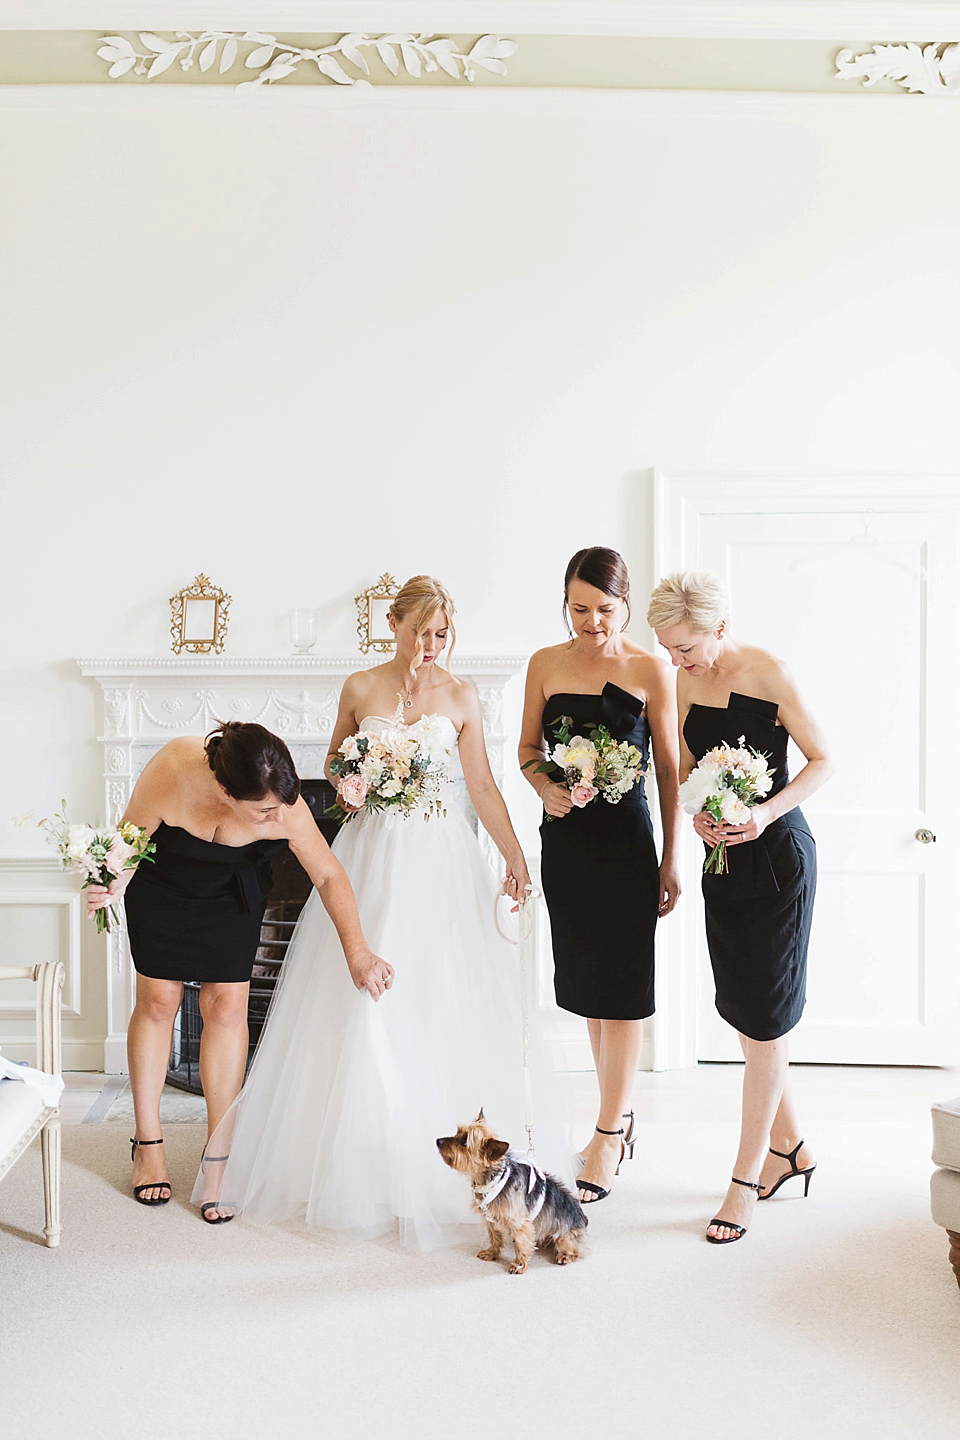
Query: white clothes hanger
[[788, 511, 927, 580]]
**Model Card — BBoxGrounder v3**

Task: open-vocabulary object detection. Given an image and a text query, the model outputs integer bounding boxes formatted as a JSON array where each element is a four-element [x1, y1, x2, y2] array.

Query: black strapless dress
[[539, 683, 660, 1021], [683, 693, 817, 1042], [124, 822, 286, 984]]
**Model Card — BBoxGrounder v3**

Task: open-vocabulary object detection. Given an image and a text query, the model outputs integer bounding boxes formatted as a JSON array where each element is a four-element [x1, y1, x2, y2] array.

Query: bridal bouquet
[[525, 719, 647, 813], [329, 716, 453, 823], [678, 739, 774, 875], [18, 803, 156, 932]]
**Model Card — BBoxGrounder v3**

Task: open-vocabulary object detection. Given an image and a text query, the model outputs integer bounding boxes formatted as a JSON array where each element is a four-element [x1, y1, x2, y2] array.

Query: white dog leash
[[493, 885, 540, 1162]]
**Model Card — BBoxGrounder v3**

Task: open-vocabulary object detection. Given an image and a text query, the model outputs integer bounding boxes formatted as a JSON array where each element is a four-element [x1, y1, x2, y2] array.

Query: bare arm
[[758, 667, 833, 822], [458, 683, 531, 905], [284, 798, 393, 999], [641, 658, 683, 916], [517, 651, 573, 820], [323, 675, 364, 788], [676, 679, 699, 785], [87, 744, 179, 917]]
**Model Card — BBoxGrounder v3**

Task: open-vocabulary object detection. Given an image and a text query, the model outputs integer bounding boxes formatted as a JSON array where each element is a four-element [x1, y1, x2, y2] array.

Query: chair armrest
[[0, 962, 64, 1074], [33, 963, 65, 1076]]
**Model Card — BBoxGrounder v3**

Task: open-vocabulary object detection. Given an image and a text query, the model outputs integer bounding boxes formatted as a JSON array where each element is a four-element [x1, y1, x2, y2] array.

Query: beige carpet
[[3, 1078, 960, 1440]]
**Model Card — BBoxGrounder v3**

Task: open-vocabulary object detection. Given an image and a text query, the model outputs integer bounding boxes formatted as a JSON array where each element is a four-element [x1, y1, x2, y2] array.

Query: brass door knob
[[915, 829, 937, 844]]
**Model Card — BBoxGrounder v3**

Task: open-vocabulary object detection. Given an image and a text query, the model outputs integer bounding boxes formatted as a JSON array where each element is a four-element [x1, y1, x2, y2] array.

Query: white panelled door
[[653, 478, 960, 1067]]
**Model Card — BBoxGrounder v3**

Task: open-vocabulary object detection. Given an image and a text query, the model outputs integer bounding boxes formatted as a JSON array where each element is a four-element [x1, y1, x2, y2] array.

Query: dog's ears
[[483, 1138, 510, 1162], [475, 1107, 485, 1122]]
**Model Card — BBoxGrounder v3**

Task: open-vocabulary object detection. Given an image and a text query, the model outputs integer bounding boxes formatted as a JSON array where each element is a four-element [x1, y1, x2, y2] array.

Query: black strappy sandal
[[759, 1139, 816, 1200], [130, 1137, 171, 1206], [577, 1124, 625, 1204], [706, 1176, 761, 1244], [575, 1110, 636, 1174], [198, 1152, 235, 1225]]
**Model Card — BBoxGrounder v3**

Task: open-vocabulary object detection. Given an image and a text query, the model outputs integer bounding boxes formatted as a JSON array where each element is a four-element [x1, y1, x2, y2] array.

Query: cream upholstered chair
[[931, 1098, 960, 1290], [0, 962, 65, 1247]]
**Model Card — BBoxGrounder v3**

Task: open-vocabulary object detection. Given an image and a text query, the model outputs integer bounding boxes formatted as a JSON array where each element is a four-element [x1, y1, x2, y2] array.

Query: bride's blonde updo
[[646, 570, 730, 634], [389, 575, 457, 682]]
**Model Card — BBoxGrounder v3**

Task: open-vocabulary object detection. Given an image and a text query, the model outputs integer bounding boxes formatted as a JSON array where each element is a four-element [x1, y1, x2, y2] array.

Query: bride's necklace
[[395, 663, 432, 711]]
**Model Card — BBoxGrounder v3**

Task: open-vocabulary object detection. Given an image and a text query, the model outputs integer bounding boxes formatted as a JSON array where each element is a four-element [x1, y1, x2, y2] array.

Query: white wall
[[2, 87, 959, 1062]]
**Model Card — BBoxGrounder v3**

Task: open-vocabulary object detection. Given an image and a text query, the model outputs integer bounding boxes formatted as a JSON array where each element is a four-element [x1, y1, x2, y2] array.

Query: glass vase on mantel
[[288, 609, 317, 655]]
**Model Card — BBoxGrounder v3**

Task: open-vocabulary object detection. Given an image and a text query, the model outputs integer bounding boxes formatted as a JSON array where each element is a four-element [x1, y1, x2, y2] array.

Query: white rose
[[678, 763, 720, 814], [719, 791, 751, 825], [65, 823, 96, 860]]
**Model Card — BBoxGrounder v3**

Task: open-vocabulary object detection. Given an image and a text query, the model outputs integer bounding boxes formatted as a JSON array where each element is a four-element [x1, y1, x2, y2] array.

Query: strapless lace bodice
[[358, 712, 459, 757]]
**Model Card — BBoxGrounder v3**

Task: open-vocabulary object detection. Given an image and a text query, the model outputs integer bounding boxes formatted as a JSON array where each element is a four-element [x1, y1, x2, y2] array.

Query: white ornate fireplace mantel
[[78, 654, 524, 1071]]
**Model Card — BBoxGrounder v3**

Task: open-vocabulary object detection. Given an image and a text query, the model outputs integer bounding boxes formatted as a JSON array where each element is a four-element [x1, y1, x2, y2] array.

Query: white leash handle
[[494, 886, 541, 1161]]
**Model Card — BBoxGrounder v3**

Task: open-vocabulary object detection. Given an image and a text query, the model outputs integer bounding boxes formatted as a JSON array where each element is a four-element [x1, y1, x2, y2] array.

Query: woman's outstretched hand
[[348, 949, 394, 1000], [540, 779, 573, 820], [502, 858, 533, 914]]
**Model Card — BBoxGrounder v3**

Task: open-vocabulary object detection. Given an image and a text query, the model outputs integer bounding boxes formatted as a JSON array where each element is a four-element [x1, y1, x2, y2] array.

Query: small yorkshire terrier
[[436, 1110, 588, 1274]]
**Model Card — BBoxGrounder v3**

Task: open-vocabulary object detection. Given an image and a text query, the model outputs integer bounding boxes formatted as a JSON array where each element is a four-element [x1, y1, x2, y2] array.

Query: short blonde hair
[[388, 575, 457, 681], [646, 570, 729, 634]]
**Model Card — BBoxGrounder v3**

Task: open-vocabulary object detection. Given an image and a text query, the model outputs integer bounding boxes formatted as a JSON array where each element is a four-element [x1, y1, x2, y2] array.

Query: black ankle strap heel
[[129, 1137, 171, 1207], [578, 1125, 626, 1206], [760, 1138, 817, 1200], [706, 1177, 761, 1245]]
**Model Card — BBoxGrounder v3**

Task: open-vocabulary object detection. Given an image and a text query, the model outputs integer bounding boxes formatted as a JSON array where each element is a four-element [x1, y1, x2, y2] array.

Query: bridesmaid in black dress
[[648, 571, 833, 1244], [86, 722, 390, 1218], [519, 548, 681, 1205]]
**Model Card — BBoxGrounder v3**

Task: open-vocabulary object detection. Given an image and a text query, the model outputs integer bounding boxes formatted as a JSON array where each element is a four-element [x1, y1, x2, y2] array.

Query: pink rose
[[570, 783, 598, 808], [338, 774, 369, 810], [104, 838, 136, 876]]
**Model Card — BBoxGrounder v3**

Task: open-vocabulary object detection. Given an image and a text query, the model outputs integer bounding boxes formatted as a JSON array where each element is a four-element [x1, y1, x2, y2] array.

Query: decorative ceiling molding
[[6, 4, 960, 41], [95, 30, 517, 86], [836, 39, 960, 90]]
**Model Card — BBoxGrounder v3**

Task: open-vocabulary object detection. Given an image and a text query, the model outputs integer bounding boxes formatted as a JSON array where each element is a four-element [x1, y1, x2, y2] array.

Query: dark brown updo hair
[[204, 722, 301, 806], [563, 546, 631, 635]]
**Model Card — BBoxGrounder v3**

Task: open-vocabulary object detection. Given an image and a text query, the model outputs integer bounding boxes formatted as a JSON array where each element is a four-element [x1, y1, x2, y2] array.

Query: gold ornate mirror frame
[[355, 574, 398, 653], [170, 573, 231, 654]]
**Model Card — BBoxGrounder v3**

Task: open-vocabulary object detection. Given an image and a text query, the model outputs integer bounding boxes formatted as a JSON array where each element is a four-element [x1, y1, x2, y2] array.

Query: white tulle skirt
[[192, 801, 570, 1250]]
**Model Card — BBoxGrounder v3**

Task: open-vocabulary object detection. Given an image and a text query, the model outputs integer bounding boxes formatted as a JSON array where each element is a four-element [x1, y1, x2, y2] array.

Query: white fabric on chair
[[0, 1052, 65, 1109]]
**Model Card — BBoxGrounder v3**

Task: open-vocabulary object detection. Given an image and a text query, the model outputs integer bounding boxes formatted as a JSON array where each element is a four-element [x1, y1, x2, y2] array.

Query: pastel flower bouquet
[[525, 718, 647, 815], [20, 803, 156, 932], [329, 715, 453, 824], [678, 739, 775, 875]]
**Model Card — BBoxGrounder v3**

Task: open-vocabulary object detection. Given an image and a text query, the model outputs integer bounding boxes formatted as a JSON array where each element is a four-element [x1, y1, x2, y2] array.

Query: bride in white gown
[[193, 575, 570, 1249]]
